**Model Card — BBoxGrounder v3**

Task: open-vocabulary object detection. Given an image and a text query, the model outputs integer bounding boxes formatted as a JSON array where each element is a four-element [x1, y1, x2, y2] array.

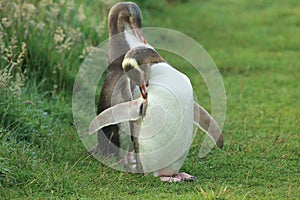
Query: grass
[[1, 0, 299, 199]]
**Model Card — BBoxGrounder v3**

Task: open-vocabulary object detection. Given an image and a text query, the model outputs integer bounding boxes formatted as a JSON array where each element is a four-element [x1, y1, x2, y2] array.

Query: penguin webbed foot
[[123, 151, 136, 164], [122, 151, 144, 174], [160, 172, 196, 183], [121, 151, 137, 172]]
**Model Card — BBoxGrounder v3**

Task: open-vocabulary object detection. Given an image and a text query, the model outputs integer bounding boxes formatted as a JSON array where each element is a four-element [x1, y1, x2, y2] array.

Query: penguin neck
[[124, 28, 154, 51], [124, 27, 144, 49], [107, 6, 131, 64], [108, 23, 131, 64], [108, 33, 130, 64], [108, 26, 154, 65]]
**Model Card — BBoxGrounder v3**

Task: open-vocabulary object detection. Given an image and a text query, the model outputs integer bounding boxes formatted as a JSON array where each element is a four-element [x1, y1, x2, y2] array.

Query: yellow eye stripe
[[122, 58, 140, 72]]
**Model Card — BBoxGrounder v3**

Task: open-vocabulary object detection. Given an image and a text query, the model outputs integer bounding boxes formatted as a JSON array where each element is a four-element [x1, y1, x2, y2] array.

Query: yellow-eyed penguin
[[97, 2, 151, 160], [90, 46, 223, 182]]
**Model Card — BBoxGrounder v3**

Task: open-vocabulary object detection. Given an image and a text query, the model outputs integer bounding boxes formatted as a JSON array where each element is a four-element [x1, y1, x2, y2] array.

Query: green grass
[[1, 0, 299, 199]]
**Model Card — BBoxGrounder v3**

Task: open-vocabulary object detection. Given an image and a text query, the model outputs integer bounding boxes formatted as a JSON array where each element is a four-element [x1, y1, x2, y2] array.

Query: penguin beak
[[132, 27, 147, 44], [139, 83, 147, 99]]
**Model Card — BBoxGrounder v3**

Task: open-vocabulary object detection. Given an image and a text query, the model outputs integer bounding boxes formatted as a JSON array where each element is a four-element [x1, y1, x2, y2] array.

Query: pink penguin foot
[[126, 151, 136, 164], [121, 151, 138, 172], [160, 172, 196, 183], [122, 151, 136, 165]]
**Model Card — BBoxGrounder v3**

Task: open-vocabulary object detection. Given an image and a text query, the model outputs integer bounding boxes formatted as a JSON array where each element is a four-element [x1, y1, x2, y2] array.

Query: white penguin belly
[[135, 63, 194, 175]]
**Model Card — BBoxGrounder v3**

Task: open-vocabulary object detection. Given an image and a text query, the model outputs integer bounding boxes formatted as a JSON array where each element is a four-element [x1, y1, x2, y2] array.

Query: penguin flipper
[[193, 101, 224, 149], [89, 97, 144, 134]]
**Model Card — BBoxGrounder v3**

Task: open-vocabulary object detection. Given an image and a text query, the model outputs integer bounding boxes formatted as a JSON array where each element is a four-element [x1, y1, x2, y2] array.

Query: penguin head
[[109, 2, 146, 44], [122, 47, 164, 99]]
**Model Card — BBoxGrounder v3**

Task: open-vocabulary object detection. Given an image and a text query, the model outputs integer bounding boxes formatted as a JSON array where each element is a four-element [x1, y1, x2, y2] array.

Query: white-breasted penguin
[[90, 46, 224, 182]]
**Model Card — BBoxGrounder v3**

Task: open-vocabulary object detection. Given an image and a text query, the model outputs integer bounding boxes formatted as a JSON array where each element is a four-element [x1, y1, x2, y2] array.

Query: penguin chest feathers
[[136, 62, 194, 172]]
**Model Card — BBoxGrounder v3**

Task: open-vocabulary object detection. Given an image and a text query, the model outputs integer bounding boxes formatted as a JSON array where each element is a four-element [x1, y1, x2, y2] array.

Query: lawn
[[1, 0, 299, 199]]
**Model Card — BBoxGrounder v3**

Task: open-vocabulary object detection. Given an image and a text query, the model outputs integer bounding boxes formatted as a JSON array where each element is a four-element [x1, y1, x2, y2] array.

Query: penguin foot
[[122, 151, 136, 165], [121, 151, 137, 172], [160, 172, 196, 183], [126, 151, 137, 164]]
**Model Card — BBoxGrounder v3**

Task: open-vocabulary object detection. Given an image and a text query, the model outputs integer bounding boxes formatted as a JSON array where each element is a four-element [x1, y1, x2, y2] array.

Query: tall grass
[[1, 0, 103, 93], [0, 0, 113, 189]]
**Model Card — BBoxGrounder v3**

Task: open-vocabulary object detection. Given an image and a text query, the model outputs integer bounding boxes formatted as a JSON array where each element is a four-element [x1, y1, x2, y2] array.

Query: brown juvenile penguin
[[97, 2, 150, 163]]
